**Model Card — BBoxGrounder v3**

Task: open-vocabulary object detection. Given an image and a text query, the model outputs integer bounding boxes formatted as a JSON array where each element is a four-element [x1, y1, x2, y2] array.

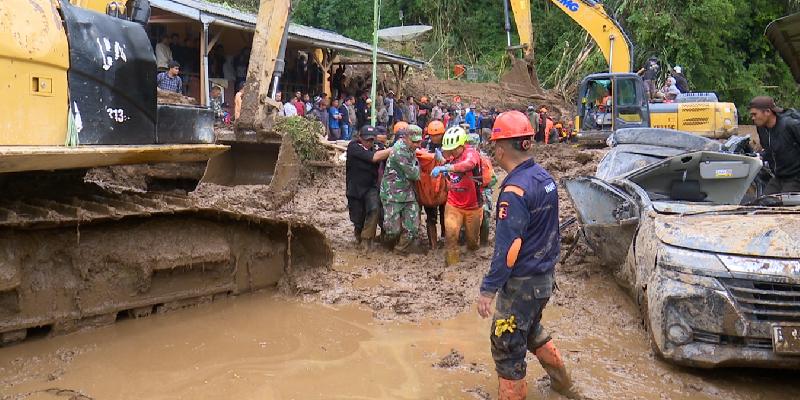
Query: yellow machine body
[[649, 102, 739, 139], [1, 0, 70, 145]]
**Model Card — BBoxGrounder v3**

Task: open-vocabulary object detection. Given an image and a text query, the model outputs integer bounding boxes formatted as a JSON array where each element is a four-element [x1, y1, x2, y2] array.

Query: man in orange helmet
[[478, 110, 579, 400], [422, 120, 447, 248]]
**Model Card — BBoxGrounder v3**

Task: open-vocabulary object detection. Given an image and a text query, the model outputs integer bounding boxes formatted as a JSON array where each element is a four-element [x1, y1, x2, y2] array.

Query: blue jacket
[[480, 158, 560, 296], [465, 110, 476, 131]]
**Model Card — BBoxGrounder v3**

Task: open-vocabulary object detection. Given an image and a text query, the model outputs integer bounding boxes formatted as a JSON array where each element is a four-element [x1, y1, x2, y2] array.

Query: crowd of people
[[275, 87, 579, 146]]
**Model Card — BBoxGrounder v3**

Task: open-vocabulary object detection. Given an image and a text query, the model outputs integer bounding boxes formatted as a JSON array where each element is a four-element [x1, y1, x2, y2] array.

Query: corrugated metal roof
[[766, 12, 800, 85], [149, 0, 424, 68]]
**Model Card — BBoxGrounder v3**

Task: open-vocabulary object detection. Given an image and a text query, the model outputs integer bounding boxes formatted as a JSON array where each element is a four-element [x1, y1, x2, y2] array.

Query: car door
[[612, 76, 650, 130], [561, 176, 639, 264]]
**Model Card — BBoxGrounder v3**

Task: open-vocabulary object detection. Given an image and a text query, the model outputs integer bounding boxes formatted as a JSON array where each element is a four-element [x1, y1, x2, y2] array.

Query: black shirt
[[346, 140, 380, 197], [422, 137, 442, 153], [642, 60, 660, 80], [674, 73, 690, 93], [758, 113, 800, 178], [339, 104, 350, 126], [479, 116, 494, 129]]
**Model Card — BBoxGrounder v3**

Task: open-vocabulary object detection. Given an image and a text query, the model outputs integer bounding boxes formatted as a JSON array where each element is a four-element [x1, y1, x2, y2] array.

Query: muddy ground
[[260, 143, 799, 399], [2, 142, 799, 399]]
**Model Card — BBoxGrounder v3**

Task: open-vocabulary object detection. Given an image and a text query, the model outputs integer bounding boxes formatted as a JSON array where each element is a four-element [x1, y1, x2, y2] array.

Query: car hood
[[654, 214, 800, 258]]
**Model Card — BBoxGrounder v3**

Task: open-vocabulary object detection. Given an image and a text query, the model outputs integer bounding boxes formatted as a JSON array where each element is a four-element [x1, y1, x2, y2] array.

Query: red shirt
[[295, 101, 305, 117], [447, 145, 481, 209]]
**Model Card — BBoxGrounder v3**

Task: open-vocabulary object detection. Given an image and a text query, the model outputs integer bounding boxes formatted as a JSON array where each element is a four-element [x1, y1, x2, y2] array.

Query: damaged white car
[[563, 129, 800, 369]]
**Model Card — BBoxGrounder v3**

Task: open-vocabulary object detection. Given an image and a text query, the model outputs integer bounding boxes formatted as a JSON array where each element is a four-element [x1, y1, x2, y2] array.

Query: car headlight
[[657, 245, 731, 277]]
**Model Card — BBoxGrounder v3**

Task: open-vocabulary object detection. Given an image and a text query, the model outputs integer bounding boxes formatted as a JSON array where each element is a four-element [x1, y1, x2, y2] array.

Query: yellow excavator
[[0, 0, 328, 344], [502, 0, 738, 143]]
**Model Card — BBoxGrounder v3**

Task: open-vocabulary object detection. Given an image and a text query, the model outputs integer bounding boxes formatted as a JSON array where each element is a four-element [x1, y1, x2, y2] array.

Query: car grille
[[693, 330, 773, 350], [721, 278, 800, 323]]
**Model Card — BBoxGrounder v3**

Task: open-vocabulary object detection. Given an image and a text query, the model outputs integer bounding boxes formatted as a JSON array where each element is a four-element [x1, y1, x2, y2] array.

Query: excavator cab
[[575, 73, 650, 145]]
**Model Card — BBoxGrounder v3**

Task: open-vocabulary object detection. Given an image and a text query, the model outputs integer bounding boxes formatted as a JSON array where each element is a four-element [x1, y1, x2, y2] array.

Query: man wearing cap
[[750, 96, 800, 194], [638, 56, 660, 100], [478, 110, 579, 400], [380, 125, 423, 254], [672, 66, 689, 94], [346, 126, 393, 249]]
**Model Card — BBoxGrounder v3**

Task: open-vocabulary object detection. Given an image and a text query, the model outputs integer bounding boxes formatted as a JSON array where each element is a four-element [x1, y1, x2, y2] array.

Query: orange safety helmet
[[490, 110, 534, 141], [555, 123, 563, 129], [420, 96, 428, 104], [394, 121, 409, 133], [427, 120, 445, 136]]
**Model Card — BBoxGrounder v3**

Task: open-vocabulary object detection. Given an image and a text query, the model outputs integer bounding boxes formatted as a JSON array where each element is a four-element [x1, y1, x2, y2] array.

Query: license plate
[[772, 325, 800, 355]]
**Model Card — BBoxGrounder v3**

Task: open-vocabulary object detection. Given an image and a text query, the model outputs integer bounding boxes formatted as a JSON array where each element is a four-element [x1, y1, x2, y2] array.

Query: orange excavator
[[0, 0, 330, 344]]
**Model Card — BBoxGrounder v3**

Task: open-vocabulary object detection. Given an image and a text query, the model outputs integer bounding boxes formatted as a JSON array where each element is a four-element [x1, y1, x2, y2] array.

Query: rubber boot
[[535, 341, 581, 399], [498, 377, 527, 400], [445, 249, 460, 266], [427, 224, 438, 249]]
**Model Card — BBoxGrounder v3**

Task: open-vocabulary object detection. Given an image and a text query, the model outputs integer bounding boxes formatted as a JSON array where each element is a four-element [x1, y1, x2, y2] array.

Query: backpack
[[777, 108, 800, 151], [468, 152, 495, 207]]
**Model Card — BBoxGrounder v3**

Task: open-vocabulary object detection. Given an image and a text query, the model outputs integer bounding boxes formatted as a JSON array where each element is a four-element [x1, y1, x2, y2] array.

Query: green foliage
[[275, 116, 328, 162], [216, 0, 800, 121]]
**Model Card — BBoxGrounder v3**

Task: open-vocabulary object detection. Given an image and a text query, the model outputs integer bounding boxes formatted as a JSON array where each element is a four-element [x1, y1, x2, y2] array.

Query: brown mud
[[1, 144, 798, 399]]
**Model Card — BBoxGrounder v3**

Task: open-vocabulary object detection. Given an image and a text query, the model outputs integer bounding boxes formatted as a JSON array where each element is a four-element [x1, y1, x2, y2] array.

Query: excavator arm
[[200, 0, 301, 192], [510, 0, 633, 73], [501, 0, 634, 97]]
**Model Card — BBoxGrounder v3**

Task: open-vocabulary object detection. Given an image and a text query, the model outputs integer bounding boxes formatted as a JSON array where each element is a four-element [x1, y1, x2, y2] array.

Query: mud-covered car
[[563, 129, 800, 369]]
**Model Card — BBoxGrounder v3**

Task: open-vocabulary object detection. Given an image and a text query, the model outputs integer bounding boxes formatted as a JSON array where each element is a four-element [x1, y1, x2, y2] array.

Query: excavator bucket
[[500, 58, 545, 98], [200, 128, 301, 205]]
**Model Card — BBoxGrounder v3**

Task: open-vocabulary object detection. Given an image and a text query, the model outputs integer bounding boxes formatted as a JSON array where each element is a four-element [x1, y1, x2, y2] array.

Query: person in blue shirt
[[477, 110, 580, 400], [329, 98, 342, 140], [465, 105, 477, 133]]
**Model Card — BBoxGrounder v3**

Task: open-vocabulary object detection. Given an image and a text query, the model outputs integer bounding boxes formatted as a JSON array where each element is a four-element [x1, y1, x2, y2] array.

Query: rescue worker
[[550, 123, 565, 143], [346, 126, 393, 249], [422, 120, 447, 248], [380, 125, 423, 255], [477, 110, 579, 400], [538, 107, 554, 144], [565, 121, 576, 143], [431, 127, 483, 265]]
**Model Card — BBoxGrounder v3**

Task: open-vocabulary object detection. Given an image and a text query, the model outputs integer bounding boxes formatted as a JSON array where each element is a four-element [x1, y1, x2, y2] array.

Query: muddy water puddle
[[2, 253, 799, 399]]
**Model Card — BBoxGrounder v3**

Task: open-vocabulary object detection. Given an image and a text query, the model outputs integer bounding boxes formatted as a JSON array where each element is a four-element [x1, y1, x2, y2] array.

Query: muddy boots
[[535, 341, 582, 399], [445, 249, 460, 266], [498, 377, 527, 400]]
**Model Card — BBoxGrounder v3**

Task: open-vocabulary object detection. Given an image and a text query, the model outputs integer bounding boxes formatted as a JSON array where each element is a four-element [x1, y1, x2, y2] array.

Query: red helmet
[[427, 120, 445, 136], [490, 110, 534, 141]]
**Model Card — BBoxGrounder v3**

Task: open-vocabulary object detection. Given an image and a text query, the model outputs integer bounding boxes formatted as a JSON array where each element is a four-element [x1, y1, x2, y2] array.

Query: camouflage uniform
[[380, 131, 422, 252]]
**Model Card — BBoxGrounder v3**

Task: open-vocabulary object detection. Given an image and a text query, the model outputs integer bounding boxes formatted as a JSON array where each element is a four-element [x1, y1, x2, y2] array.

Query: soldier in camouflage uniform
[[380, 125, 423, 254]]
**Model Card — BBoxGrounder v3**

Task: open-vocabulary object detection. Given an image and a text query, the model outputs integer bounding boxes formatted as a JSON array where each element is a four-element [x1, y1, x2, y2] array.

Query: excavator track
[[0, 182, 332, 344]]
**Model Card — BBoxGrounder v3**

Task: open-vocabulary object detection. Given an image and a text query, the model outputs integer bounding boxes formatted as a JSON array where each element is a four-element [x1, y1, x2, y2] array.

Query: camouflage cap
[[406, 125, 423, 141]]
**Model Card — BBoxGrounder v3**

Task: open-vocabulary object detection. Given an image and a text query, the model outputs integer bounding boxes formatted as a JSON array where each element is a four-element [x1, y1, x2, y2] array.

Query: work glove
[[431, 165, 450, 177], [434, 148, 446, 164]]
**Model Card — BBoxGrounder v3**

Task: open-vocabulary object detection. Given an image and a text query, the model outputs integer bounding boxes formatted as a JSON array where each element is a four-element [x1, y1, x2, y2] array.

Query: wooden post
[[238, 0, 292, 133], [200, 22, 208, 106]]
